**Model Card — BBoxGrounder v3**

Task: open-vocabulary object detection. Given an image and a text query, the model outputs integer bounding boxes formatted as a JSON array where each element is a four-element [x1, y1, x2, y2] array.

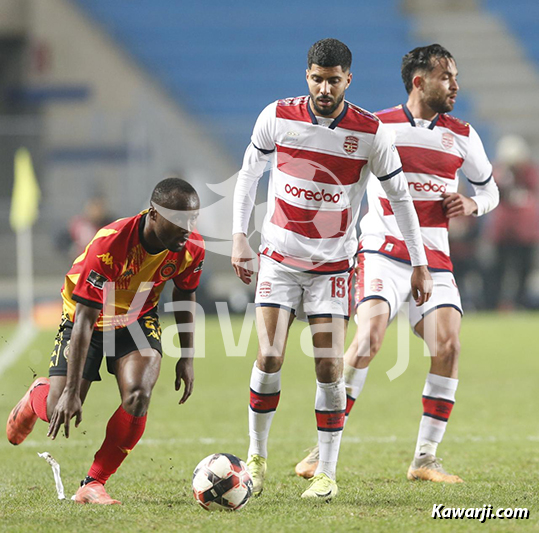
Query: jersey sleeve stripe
[[276, 144, 366, 185], [172, 282, 197, 293], [467, 174, 492, 186], [71, 293, 103, 309], [252, 142, 275, 155], [377, 167, 403, 182]]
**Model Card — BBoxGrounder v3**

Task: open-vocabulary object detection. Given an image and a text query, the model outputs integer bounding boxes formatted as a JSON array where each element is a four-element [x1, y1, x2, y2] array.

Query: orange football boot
[[74, 480, 121, 505], [295, 445, 319, 479], [407, 454, 463, 483], [7, 377, 50, 445]]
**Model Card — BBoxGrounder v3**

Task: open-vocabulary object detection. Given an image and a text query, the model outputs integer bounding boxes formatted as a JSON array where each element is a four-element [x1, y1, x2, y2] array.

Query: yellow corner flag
[[10, 147, 41, 232]]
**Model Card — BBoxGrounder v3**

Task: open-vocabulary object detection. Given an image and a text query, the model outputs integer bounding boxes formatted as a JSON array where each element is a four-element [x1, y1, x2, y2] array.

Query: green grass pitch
[[0, 312, 537, 532]]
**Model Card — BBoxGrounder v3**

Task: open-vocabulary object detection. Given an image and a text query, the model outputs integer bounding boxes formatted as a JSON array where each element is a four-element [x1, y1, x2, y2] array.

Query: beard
[[425, 92, 455, 114], [310, 91, 345, 116]]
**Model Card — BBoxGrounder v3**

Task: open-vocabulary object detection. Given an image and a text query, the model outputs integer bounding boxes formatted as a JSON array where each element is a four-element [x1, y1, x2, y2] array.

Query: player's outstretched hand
[[231, 233, 255, 285], [411, 265, 433, 306], [47, 390, 82, 440], [175, 358, 194, 404], [441, 192, 477, 218]]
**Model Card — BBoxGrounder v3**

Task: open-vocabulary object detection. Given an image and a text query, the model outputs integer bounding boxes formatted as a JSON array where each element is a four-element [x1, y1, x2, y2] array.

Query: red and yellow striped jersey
[[61, 211, 205, 330]]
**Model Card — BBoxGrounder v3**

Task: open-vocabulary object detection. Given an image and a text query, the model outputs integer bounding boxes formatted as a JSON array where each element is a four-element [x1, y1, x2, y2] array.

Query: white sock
[[344, 363, 369, 398], [415, 373, 458, 458], [343, 364, 369, 426], [314, 378, 346, 480], [248, 362, 281, 459]]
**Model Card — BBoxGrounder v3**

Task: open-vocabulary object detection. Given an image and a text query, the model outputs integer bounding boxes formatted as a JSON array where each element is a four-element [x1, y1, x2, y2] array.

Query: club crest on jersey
[[370, 278, 383, 292], [258, 281, 272, 298], [160, 261, 177, 279], [343, 136, 359, 155], [441, 133, 454, 150]]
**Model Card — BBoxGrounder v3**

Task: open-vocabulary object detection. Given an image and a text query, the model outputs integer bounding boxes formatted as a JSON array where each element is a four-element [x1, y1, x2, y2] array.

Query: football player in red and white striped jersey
[[295, 44, 499, 484], [232, 38, 432, 500]]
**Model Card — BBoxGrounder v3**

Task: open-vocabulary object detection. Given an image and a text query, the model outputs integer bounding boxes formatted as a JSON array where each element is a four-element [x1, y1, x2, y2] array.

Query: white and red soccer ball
[[192, 453, 253, 511]]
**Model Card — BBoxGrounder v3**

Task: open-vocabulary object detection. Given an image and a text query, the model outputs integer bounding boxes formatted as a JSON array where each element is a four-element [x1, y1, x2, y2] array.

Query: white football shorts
[[255, 255, 353, 320], [354, 252, 462, 329]]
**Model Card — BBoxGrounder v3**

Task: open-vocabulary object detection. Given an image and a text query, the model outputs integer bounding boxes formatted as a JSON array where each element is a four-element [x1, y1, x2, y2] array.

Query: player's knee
[[435, 336, 460, 363], [257, 349, 284, 372], [122, 388, 152, 416], [315, 358, 342, 382]]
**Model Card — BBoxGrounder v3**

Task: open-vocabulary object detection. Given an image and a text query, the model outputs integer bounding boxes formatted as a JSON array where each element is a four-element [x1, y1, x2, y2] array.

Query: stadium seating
[[73, 0, 471, 161], [485, 0, 539, 65]]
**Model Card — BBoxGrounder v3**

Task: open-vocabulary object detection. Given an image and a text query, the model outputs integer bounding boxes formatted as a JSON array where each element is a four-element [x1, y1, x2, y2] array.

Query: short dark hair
[[151, 177, 198, 209], [307, 38, 352, 71], [401, 44, 454, 94]]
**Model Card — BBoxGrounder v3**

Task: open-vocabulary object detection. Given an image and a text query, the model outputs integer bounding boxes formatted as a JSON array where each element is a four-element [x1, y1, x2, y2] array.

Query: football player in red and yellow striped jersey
[[7, 177, 205, 504]]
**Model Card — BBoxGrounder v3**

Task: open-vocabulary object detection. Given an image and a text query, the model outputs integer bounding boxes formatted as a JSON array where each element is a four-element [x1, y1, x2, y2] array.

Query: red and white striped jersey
[[360, 104, 495, 272], [234, 96, 407, 273]]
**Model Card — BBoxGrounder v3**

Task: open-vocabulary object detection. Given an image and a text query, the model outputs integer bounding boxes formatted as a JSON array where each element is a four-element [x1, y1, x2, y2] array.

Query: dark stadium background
[[0, 0, 537, 320], [0, 2, 538, 530]]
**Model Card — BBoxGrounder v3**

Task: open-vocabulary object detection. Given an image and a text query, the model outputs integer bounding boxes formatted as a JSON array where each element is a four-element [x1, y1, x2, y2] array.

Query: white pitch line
[[0, 321, 38, 378], [2, 434, 538, 449]]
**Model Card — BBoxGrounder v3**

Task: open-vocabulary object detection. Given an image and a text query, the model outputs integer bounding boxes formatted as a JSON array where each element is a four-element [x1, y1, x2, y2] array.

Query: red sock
[[87, 405, 147, 485], [30, 381, 50, 422], [345, 394, 356, 418]]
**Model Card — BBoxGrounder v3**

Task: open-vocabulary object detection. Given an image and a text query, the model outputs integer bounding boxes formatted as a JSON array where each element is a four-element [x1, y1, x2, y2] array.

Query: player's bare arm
[[441, 192, 478, 218], [411, 265, 433, 306], [172, 286, 196, 404], [231, 232, 255, 285], [47, 303, 100, 440]]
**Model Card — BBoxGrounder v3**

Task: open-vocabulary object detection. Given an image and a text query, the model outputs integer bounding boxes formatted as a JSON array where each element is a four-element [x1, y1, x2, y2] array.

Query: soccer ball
[[192, 453, 253, 511]]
